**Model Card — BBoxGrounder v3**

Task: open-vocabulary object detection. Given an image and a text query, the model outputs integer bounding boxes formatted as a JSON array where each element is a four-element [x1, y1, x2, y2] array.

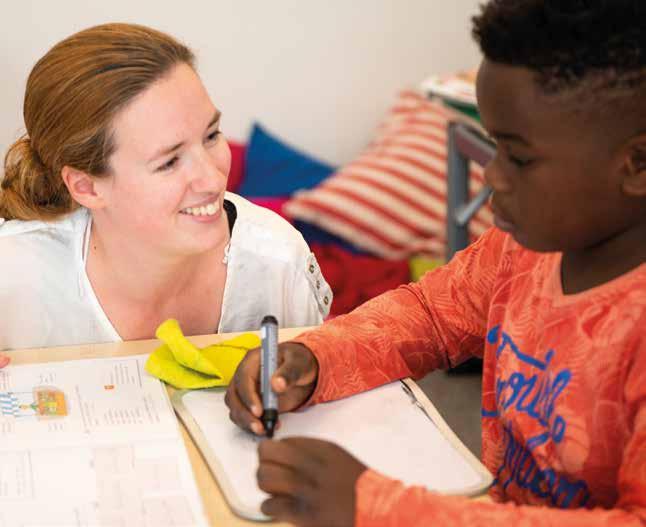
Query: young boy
[[225, 1, 646, 525]]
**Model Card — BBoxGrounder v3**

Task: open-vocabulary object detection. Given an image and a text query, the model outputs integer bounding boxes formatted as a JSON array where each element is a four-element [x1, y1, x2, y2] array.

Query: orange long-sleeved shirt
[[293, 228, 646, 526]]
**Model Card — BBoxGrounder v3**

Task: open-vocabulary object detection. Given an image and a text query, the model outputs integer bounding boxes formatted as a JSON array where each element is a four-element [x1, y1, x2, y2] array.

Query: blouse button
[[316, 280, 320, 289], [309, 264, 315, 274], [323, 296, 329, 305]]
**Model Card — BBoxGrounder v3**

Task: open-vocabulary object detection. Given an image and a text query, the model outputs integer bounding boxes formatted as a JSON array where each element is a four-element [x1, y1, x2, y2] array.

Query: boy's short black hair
[[472, 0, 646, 96]]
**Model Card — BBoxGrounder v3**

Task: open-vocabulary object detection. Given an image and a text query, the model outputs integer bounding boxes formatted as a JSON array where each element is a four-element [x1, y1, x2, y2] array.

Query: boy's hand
[[257, 437, 367, 527], [0, 354, 9, 368], [224, 342, 319, 435]]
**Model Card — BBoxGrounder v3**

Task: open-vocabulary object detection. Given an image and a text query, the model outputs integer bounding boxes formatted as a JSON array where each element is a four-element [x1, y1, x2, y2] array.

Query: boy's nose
[[483, 158, 513, 193]]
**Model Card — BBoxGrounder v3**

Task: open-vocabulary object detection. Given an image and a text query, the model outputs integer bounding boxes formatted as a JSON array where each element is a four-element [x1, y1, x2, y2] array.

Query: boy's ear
[[622, 137, 646, 197], [61, 166, 108, 210]]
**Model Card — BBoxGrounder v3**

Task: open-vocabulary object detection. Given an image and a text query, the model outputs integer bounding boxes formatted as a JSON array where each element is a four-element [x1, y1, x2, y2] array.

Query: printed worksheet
[[0, 355, 207, 526]]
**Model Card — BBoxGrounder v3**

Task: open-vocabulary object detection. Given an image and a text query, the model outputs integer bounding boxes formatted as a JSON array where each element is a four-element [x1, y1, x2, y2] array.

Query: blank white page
[[177, 381, 489, 520]]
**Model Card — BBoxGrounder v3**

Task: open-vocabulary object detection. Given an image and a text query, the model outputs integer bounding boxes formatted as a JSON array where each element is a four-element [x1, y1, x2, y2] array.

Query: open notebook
[[172, 379, 493, 521]]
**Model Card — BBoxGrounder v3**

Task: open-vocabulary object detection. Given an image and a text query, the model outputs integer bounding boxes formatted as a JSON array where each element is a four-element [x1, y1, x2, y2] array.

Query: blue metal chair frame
[[446, 122, 496, 260]]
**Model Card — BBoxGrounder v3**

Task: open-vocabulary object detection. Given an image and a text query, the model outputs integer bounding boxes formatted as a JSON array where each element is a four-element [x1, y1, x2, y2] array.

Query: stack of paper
[[0, 355, 207, 526], [419, 70, 478, 107]]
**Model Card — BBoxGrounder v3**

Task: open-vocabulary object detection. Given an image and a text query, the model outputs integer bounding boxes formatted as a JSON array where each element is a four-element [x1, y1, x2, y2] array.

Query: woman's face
[[94, 63, 231, 257]]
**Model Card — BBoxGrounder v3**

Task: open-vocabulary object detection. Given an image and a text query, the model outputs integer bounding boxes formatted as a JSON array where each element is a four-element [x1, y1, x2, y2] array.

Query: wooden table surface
[[7, 327, 490, 525]]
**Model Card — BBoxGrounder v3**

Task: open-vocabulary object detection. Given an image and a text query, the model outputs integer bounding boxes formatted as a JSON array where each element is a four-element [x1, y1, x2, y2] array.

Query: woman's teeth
[[181, 200, 220, 216]]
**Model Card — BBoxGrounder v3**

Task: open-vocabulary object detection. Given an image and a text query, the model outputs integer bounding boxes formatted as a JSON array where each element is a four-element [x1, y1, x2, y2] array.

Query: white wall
[[1, 0, 482, 166]]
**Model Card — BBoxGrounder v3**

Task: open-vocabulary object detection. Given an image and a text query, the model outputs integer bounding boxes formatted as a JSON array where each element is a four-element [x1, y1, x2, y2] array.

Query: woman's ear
[[61, 166, 108, 209], [622, 137, 646, 197]]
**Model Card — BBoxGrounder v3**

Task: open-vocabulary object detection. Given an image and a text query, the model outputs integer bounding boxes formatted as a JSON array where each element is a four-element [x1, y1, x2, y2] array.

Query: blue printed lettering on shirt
[[482, 325, 590, 508]]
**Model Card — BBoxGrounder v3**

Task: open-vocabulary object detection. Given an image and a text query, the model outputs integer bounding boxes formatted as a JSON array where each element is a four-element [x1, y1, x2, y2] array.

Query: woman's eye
[[157, 156, 179, 172], [206, 130, 221, 142]]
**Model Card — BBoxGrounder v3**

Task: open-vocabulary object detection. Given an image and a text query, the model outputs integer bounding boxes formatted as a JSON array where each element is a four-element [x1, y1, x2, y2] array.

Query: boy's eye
[[503, 150, 533, 168], [508, 154, 532, 168], [157, 155, 179, 172]]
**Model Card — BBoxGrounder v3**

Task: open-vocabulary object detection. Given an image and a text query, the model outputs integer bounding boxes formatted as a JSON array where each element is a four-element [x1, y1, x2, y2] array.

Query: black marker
[[260, 315, 279, 438]]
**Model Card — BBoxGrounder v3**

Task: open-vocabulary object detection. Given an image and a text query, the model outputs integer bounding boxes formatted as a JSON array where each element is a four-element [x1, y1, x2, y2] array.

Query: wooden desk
[[7, 328, 490, 525]]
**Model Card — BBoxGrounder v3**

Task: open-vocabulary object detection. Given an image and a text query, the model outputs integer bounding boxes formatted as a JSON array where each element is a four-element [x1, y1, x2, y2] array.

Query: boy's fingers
[[256, 460, 313, 496], [272, 361, 304, 392], [233, 351, 263, 417], [260, 496, 303, 525], [0, 355, 10, 368], [273, 345, 317, 391], [280, 436, 328, 457], [225, 348, 277, 434], [258, 439, 320, 474], [237, 374, 263, 418], [225, 381, 264, 435]]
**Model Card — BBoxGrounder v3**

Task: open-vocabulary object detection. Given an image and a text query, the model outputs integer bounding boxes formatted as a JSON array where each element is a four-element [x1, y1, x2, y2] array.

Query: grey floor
[[416, 369, 483, 459]]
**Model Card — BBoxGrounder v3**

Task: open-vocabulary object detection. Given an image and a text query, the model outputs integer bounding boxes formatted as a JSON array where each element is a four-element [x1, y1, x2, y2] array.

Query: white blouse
[[0, 192, 331, 351]]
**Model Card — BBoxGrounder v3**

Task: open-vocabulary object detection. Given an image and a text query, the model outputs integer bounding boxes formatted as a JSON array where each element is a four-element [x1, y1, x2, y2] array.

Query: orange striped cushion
[[284, 91, 493, 260]]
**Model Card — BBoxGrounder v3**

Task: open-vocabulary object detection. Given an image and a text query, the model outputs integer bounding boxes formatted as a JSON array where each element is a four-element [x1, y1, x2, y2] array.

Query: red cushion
[[284, 91, 493, 260], [226, 140, 246, 192], [310, 243, 410, 316]]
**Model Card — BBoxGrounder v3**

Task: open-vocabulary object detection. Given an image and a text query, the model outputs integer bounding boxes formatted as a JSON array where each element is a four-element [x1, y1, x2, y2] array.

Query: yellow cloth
[[408, 255, 444, 282], [145, 319, 261, 389]]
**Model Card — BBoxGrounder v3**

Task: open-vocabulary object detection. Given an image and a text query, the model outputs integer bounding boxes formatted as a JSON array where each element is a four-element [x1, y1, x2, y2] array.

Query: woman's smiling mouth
[[180, 198, 221, 217]]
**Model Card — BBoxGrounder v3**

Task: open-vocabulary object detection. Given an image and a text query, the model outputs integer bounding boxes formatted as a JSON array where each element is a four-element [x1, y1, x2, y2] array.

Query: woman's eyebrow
[[147, 110, 222, 163], [148, 141, 183, 163], [206, 109, 221, 130]]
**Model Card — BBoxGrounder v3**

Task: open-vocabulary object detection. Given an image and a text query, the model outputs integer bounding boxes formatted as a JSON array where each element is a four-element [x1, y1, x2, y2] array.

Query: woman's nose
[[191, 150, 226, 193]]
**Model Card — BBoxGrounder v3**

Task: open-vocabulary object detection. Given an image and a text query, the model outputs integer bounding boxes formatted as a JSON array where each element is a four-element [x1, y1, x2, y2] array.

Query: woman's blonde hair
[[0, 23, 195, 221]]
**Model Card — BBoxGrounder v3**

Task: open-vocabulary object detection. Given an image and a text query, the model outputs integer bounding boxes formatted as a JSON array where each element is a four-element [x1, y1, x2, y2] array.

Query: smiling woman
[[0, 23, 331, 352]]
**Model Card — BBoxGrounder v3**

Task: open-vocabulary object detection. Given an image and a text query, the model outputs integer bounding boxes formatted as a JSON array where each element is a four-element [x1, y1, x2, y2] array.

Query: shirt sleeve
[[282, 249, 331, 328], [292, 228, 509, 404]]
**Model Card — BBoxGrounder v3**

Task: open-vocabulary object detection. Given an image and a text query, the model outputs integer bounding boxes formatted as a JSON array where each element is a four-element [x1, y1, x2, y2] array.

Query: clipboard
[[172, 378, 493, 522]]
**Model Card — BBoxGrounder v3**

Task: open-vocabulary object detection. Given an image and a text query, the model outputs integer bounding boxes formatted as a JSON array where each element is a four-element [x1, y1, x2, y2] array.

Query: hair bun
[[3, 135, 48, 183], [1, 134, 70, 220]]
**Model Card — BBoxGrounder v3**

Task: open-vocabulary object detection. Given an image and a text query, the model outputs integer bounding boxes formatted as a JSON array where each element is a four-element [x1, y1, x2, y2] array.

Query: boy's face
[[476, 59, 636, 253]]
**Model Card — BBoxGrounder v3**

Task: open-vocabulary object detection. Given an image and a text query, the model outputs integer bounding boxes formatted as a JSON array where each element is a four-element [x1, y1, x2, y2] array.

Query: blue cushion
[[293, 220, 371, 255], [238, 123, 335, 197]]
